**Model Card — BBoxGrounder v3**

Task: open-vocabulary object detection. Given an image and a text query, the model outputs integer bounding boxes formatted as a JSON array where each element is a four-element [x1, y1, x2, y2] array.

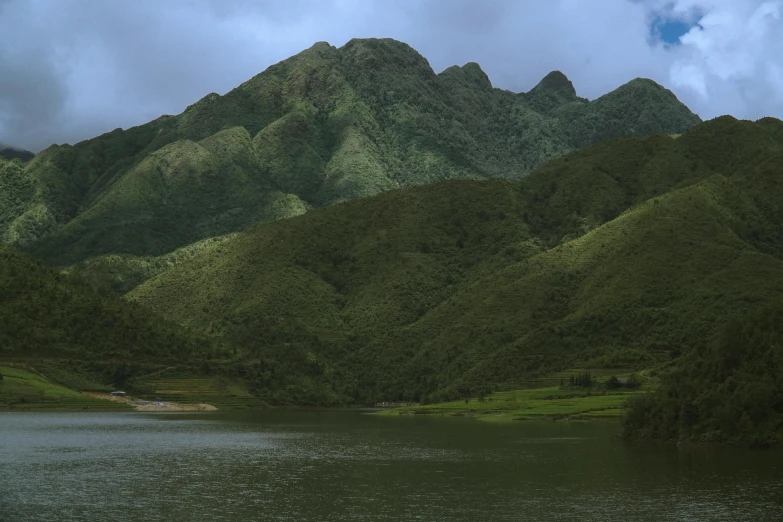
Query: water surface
[[1, 410, 782, 521]]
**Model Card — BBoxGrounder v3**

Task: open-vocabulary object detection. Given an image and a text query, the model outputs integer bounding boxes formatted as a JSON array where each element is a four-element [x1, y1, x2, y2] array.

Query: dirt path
[[83, 392, 217, 411]]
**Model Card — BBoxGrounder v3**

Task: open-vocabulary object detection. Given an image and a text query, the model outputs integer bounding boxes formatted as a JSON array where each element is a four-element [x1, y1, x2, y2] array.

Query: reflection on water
[[1, 411, 782, 521]]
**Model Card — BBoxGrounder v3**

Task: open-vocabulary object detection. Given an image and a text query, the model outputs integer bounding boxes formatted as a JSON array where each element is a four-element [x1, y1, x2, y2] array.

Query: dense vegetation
[[0, 38, 698, 266], [3, 40, 780, 446], [0, 243, 222, 362], [127, 117, 783, 414], [624, 302, 783, 447]]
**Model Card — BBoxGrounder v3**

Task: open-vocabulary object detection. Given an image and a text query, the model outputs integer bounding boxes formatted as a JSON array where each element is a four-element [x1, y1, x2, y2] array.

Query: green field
[[0, 362, 267, 411], [0, 365, 130, 411], [376, 370, 653, 421]]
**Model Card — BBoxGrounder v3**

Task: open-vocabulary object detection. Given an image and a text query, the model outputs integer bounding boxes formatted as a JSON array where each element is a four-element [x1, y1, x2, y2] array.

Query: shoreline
[[82, 392, 217, 412]]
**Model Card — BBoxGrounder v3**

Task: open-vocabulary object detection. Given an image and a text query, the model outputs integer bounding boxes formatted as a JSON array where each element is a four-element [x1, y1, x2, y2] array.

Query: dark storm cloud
[[0, 0, 780, 152]]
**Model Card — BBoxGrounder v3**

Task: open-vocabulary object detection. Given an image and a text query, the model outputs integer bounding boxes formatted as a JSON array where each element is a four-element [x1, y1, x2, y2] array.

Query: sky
[[1, 0, 782, 152]]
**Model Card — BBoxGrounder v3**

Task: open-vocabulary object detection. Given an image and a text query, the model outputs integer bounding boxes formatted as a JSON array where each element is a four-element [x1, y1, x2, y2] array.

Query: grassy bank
[[0, 361, 267, 412], [375, 370, 654, 421], [0, 364, 130, 411]]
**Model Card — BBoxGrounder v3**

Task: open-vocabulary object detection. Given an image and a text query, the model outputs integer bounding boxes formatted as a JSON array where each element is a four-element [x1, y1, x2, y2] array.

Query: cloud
[[667, 0, 783, 119], [0, 0, 781, 152]]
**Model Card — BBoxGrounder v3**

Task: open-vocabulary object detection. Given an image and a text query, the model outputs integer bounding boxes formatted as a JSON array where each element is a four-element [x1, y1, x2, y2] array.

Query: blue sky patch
[[650, 15, 703, 46]]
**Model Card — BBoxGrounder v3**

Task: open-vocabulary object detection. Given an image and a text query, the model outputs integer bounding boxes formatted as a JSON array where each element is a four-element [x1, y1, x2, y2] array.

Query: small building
[[110, 391, 127, 397]]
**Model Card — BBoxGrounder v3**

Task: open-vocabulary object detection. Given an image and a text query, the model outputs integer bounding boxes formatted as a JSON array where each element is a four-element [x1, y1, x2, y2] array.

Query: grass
[[0, 364, 130, 411], [375, 370, 654, 421], [0, 362, 267, 411]]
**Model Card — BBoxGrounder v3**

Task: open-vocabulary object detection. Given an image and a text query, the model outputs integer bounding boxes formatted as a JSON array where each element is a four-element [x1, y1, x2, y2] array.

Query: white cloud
[[669, 0, 783, 119]]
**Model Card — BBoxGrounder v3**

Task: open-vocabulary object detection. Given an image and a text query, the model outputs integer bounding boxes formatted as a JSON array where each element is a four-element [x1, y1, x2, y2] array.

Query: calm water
[[1, 411, 782, 521]]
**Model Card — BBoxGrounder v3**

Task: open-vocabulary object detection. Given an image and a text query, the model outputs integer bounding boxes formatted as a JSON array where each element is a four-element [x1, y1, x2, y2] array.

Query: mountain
[[0, 143, 34, 162], [126, 116, 783, 411], [0, 38, 699, 266]]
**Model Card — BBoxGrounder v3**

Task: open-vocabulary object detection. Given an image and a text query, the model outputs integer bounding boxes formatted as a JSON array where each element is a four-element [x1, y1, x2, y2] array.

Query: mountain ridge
[[0, 38, 700, 266]]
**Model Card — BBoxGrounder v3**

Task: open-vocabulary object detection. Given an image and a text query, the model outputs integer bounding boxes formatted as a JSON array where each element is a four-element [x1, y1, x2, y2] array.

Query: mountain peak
[[523, 70, 579, 112], [437, 62, 492, 90], [461, 62, 492, 90], [309, 41, 332, 51], [615, 77, 680, 101], [339, 38, 435, 80], [595, 77, 702, 125], [533, 70, 576, 98]]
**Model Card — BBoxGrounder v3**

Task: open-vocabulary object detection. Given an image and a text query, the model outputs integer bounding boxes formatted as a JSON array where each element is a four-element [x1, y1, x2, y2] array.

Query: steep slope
[[90, 115, 758, 297], [129, 116, 783, 404], [63, 234, 237, 296], [26, 129, 308, 262], [0, 157, 41, 245], [0, 243, 221, 362], [1, 38, 699, 265]]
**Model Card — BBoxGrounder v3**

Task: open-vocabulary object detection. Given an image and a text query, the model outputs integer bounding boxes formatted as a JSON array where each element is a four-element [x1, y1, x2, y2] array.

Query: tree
[[306, 351, 327, 406], [113, 363, 128, 388]]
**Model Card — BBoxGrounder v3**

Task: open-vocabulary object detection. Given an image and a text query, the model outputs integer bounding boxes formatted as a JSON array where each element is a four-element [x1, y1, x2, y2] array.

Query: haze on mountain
[[0, 142, 34, 162], [0, 39, 699, 267]]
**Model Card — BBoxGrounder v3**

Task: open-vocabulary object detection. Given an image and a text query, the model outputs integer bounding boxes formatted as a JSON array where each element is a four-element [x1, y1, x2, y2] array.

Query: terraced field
[[147, 377, 265, 409]]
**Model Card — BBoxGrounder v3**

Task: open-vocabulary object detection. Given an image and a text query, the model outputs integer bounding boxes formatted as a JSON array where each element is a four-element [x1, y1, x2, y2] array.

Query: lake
[[1, 410, 782, 521]]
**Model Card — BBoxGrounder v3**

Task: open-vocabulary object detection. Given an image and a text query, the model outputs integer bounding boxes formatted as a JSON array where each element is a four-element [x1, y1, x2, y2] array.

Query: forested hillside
[[3, 113, 781, 443], [0, 243, 221, 362], [3, 39, 780, 445], [624, 301, 783, 447], [128, 116, 783, 409], [0, 38, 698, 266]]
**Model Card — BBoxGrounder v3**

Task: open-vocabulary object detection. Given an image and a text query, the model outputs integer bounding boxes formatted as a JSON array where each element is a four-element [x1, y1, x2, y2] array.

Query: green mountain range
[[124, 117, 783, 413], [0, 38, 698, 266], [1, 39, 780, 445], [1, 116, 780, 443]]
